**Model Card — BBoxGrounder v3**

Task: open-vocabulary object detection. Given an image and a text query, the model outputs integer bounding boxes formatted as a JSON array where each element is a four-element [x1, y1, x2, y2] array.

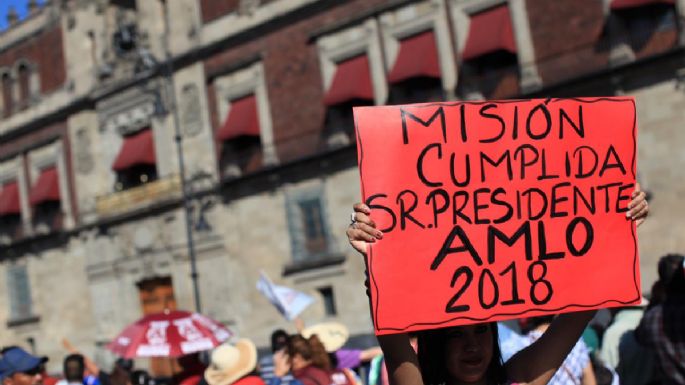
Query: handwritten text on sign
[[353, 98, 641, 335]]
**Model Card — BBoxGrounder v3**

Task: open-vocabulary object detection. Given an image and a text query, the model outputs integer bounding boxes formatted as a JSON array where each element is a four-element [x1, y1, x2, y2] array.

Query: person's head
[[270, 330, 289, 353], [0, 347, 45, 385], [109, 359, 133, 385], [129, 371, 151, 385], [287, 334, 331, 371], [658, 253, 685, 299], [417, 323, 505, 385], [204, 339, 257, 385], [115, 358, 133, 373], [178, 353, 204, 373], [658, 254, 684, 283], [63, 354, 85, 383]]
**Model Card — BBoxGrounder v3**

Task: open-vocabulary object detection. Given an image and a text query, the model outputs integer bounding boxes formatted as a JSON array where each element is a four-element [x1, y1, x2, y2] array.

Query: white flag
[[257, 271, 315, 320]]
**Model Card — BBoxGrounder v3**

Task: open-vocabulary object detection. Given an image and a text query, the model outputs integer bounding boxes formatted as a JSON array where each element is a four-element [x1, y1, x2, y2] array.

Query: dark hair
[[417, 323, 506, 385], [130, 370, 152, 385], [661, 254, 685, 343], [271, 329, 289, 353], [658, 254, 684, 283], [115, 358, 134, 372], [64, 354, 85, 382], [288, 334, 331, 371], [658, 254, 685, 297]]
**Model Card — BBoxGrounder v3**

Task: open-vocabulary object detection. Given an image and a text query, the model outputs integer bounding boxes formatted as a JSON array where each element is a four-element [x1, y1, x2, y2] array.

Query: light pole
[[160, 0, 202, 313]]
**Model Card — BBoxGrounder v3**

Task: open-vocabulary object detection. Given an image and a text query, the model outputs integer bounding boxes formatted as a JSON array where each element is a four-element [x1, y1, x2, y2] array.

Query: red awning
[[388, 30, 441, 84], [611, 0, 674, 9], [324, 55, 374, 106], [462, 5, 517, 61], [0, 181, 21, 216], [216, 94, 261, 141], [112, 129, 156, 171], [29, 166, 60, 206]]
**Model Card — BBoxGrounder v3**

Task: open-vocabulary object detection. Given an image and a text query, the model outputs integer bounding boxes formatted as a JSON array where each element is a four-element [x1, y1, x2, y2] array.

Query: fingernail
[[376, 231, 383, 239]]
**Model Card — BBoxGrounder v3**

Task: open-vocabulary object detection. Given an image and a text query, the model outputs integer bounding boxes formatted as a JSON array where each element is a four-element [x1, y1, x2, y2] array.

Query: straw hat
[[204, 339, 257, 385], [301, 322, 349, 352]]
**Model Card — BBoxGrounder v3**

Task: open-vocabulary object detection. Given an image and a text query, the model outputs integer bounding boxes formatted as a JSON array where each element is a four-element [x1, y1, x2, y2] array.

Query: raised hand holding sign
[[351, 97, 644, 335]]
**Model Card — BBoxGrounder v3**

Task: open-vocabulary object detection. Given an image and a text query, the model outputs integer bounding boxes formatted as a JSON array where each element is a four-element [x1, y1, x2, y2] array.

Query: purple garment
[[335, 349, 362, 369]]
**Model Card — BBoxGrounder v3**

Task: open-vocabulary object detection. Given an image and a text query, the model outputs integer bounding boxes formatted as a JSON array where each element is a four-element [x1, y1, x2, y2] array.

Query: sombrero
[[204, 339, 257, 385], [301, 322, 349, 352]]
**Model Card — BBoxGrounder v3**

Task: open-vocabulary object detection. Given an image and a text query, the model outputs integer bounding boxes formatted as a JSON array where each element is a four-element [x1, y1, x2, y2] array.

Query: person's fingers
[[632, 205, 649, 221], [636, 217, 646, 227], [353, 211, 376, 228], [356, 221, 382, 239], [348, 226, 377, 243], [627, 200, 648, 218], [628, 191, 646, 208], [353, 202, 371, 214]]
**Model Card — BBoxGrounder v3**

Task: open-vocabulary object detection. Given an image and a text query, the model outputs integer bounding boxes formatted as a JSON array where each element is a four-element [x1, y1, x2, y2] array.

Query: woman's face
[[290, 352, 309, 371], [444, 323, 494, 385]]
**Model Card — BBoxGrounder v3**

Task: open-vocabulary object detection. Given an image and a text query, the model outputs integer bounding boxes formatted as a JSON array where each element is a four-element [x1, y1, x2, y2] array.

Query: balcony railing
[[96, 174, 181, 217]]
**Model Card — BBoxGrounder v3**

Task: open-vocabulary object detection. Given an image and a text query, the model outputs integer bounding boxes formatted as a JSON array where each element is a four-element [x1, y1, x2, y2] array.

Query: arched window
[[1, 72, 13, 118], [17, 64, 30, 108]]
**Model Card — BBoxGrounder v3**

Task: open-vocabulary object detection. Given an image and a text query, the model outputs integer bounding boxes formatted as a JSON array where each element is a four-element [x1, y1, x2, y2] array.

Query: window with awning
[[113, 128, 156, 171], [29, 166, 60, 206], [609, 0, 677, 59], [216, 94, 260, 141], [388, 30, 441, 84], [0, 181, 21, 216], [216, 94, 263, 178], [324, 55, 374, 106], [462, 4, 517, 61], [610, 0, 674, 10], [112, 128, 158, 190]]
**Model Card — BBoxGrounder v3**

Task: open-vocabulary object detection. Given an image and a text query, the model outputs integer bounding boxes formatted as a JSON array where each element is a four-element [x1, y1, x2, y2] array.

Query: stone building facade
[[0, 0, 683, 375]]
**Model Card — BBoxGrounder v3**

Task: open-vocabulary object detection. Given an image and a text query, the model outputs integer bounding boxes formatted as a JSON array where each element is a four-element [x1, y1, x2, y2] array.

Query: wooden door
[[137, 276, 181, 378]]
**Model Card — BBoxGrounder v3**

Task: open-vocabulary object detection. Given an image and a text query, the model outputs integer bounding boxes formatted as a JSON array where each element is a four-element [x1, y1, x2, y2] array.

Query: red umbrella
[[107, 310, 233, 358]]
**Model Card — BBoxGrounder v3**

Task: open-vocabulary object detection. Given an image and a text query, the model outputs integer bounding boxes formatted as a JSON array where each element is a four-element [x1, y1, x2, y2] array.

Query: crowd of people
[[0, 186, 682, 385]]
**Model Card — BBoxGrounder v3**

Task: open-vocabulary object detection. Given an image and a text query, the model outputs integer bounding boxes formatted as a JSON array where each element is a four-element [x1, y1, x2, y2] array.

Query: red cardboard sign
[[353, 98, 641, 335]]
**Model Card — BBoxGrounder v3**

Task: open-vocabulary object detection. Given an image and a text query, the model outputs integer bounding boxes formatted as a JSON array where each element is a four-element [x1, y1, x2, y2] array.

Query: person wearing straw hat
[[205, 340, 264, 385], [300, 322, 381, 371]]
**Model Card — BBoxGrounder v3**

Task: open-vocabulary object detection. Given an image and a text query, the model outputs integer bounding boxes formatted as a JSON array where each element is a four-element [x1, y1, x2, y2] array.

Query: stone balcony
[[95, 174, 181, 217]]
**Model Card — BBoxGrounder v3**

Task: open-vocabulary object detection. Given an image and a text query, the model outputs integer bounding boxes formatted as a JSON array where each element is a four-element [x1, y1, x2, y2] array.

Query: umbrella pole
[[161, 0, 202, 314]]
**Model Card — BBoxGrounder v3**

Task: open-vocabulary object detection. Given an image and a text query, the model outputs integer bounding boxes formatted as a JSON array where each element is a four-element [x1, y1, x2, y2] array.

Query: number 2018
[[445, 261, 553, 313]]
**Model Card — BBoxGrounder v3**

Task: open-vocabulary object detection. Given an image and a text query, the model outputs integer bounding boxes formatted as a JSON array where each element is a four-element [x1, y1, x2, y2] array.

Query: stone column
[[509, 0, 542, 93], [56, 141, 75, 229]]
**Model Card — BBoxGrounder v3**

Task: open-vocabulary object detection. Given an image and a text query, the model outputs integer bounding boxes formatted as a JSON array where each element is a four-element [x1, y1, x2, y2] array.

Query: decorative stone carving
[[75, 127, 94, 174], [97, 83, 164, 135], [181, 84, 203, 137]]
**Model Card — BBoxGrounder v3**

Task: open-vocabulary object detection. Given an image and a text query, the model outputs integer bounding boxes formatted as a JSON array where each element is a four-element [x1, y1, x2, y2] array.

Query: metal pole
[[161, 0, 202, 313]]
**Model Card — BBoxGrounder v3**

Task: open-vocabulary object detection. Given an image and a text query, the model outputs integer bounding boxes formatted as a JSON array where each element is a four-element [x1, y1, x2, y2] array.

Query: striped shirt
[[527, 330, 590, 385]]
